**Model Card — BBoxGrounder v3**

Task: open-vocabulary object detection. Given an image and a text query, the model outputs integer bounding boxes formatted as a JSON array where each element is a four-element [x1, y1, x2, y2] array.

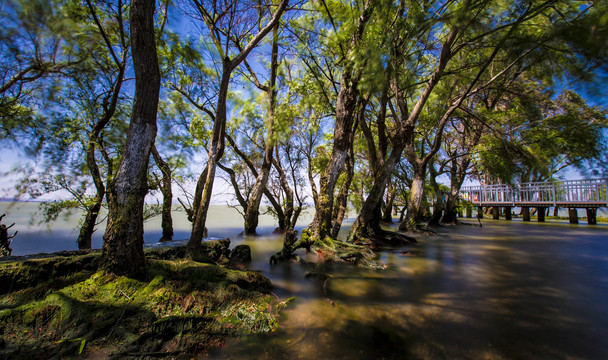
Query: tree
[[181, 0, 288, 259], [100, 0, 160, 277]]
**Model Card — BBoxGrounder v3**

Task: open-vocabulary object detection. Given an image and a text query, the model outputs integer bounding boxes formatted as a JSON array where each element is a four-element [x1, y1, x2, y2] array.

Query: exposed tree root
[[351, 229, 416, 250], [270, 229, 386, 270], [398, 218, 438, 236]]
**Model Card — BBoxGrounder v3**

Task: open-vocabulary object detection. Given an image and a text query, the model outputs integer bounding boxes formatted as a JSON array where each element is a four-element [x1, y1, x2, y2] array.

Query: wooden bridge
[[459, 179, 608, 224]]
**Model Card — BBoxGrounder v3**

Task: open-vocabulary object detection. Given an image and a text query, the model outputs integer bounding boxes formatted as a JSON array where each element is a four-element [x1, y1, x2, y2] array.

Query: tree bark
[[399, 163, 427, 230], [100, 0, 160, 278], [152, 145, 173, 242]]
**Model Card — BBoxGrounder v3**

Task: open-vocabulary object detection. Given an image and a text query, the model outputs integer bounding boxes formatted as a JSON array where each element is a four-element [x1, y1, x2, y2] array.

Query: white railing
[[460, 179, 608, 207]]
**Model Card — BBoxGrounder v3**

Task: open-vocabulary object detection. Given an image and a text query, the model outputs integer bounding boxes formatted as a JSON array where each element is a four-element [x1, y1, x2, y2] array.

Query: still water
[[2, 202, 608, 359]]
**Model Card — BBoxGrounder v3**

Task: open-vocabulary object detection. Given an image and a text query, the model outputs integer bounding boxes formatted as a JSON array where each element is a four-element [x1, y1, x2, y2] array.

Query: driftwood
[[0, 214, 18, 257]]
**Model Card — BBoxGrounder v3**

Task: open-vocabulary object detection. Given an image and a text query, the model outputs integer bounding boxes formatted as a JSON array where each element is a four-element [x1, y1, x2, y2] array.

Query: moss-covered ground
[[0, 247, 291, 359]]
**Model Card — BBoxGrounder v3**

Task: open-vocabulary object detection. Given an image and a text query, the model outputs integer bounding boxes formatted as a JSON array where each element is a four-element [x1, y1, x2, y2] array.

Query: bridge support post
[[568, 208, 579, 224], [504, 207, 512, 220], [537, 207, 546, 222], [466, 207, 472, 218], [586, 208, 597, 225], [492, 207, 500, 220], [522, 207, 531, 221], [477, 206, 484, 219]]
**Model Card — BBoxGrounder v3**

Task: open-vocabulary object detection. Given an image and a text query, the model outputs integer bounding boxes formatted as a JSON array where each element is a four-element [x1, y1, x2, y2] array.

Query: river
[[2, 202, 608, 359]]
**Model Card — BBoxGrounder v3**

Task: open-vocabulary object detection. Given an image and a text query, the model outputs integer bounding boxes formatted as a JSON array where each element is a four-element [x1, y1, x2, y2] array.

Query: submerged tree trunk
[[100, 0, 160, 278], [152, 145, 173, 242]]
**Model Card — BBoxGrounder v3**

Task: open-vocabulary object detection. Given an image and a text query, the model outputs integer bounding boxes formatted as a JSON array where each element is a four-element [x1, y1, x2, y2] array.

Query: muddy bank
[[0, 241, 292, 359]]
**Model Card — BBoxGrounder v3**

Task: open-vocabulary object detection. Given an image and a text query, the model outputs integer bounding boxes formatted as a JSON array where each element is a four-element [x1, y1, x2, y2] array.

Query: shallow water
[[215, 220, 608, 360], [2, 202, 607, 359]]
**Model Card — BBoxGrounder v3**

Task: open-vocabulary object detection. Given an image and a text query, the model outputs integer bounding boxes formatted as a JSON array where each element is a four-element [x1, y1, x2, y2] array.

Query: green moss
[[0, 249, 286, 359]]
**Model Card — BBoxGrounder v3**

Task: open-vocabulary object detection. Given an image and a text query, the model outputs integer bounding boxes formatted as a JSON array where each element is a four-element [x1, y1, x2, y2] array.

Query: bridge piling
[[568, 208, 579, 224], [586, 208, 597, 225], [537, 207, 546, 222], [522, 207, 531, 221], [505, 207, 512, 220], [492, 207, 500, 220]]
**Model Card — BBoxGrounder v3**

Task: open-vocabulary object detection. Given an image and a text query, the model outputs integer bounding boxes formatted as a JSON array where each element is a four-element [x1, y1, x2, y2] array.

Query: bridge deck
[[460, 179, 608, 208]]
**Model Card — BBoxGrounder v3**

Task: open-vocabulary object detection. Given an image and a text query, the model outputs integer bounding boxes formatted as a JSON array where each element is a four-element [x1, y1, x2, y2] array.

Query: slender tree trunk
[[243, 25, 279, 235], [186, 1, 286, 256], [188, 72, 228, 253], [152, 145, 173, 242], [382, 180, 395, 223], [428, 166, 443, 227], [100, 0, 159, 278], [78, 199, 102, 249], [330, 149, 354, 238], [273, 151, 295, 230]]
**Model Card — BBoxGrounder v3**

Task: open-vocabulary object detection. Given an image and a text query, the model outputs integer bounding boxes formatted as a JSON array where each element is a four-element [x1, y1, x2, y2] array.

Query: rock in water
[[230, 245, 252, 263]]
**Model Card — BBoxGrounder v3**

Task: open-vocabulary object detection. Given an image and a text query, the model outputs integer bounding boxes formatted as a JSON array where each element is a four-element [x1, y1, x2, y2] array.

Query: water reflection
[[213, 220, 608, 360]]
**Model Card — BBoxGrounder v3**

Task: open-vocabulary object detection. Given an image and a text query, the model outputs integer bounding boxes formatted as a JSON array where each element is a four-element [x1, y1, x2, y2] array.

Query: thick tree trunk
[[152, 146, 173, 242], [307, 0, 372, 241], [100, 0, 159, 278], [399, 165, 426, 231], [349, 145, 404, 241]]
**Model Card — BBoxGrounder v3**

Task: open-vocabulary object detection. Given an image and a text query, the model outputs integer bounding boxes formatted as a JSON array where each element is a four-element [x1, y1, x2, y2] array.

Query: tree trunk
[[188, 72, 229, 254], [77, 199, 102, 249], [307, 0, 373, 241], [152, 145, 173, 242], [399, 164, 426, 231], [382, 180, 395, 223], [330, 149, 354, 238], [186, 1, 286, 256], [428, 167, 443, 227], [100, 0, 159, 278], [243, 25, 279, 235], [349, 145, 404, 241]]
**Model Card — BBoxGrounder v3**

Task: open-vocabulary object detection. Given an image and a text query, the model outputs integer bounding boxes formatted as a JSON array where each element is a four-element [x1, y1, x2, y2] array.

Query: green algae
[[0, 247, 289, 359]]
